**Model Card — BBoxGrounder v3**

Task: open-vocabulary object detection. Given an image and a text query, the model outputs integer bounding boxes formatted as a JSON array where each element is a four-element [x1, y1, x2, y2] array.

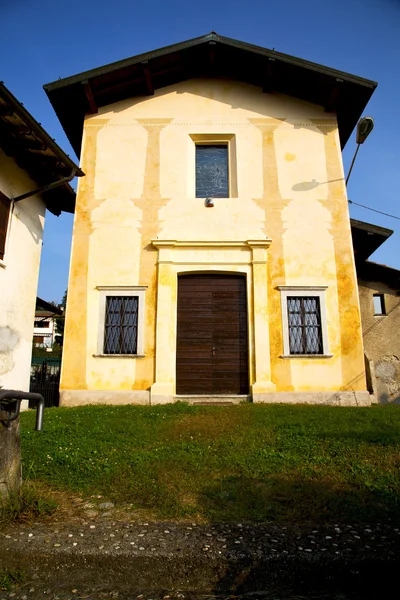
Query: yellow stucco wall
[[61, 78, 367, 403]]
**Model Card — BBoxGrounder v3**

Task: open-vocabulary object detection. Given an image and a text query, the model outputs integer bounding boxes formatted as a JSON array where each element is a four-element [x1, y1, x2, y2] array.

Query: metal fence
[[29, 357, 61, 408]]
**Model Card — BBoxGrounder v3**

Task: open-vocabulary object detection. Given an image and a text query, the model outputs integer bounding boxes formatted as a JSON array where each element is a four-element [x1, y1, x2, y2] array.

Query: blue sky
[[1, 0, 399, 302]]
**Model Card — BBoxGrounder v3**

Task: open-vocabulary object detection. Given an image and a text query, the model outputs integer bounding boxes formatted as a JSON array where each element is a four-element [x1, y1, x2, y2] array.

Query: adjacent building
[[0, 81, 82, 496], [44, 33, 378, 406], [0, 82, 83, 393], [33, 297, 63, 350], [351, 219, 400, 404]]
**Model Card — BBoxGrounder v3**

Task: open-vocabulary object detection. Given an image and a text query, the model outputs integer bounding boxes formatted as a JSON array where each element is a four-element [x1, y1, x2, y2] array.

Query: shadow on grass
[[198, 474, 400, 524], [317, 424, 400, 446]]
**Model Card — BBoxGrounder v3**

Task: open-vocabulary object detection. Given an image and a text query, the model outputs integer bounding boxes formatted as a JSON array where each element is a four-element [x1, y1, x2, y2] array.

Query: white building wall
[[0, 148, 45, 392], [33, 317, 56, 348]]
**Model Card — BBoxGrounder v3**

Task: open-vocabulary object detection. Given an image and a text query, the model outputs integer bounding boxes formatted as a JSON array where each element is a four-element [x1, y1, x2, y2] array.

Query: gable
[[44, 32, 377, 157], [95, 78, 328, 119]]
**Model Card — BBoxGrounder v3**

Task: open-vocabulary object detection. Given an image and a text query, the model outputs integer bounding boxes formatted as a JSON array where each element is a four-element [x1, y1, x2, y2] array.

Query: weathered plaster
[[61, 78, 368, 405], [0, 148, 45, 392], [0, 148, 45, 497], [314, 121, 366, 393]]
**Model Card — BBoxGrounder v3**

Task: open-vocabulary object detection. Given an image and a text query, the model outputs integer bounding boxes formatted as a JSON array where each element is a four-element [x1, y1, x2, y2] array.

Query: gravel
[[0, 519, 399, 599]]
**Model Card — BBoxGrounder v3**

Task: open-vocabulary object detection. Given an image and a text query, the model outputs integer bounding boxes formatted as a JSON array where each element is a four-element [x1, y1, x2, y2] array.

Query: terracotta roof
[[44, 32, 377, 157]]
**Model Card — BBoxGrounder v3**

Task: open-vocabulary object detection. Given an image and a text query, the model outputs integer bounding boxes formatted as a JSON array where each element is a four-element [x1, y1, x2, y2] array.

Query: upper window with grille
[[104, 296, 139, 355], [195, 144, 229, 198], [287, 296, 323, 355]]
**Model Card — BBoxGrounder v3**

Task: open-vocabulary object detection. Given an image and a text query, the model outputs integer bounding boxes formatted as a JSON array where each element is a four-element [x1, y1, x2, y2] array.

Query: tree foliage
[[54, 289, 67, 346]]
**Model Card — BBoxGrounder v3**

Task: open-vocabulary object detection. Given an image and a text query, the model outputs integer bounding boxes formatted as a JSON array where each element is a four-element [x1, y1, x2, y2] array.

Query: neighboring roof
[[44, 32, 377, 157], [350, 218, 393, 263], [0, 82, 84, 215], [350, 218, 399, 290], [357, 260, 400, 292], [35, 297, 63, 315]]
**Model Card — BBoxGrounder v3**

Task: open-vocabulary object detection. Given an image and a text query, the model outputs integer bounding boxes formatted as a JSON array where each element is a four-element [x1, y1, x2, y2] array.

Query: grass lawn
[[19, 403, 400, 524]]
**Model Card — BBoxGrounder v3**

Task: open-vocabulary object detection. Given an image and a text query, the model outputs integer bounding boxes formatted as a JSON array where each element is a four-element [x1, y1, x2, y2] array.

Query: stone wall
[[358, 278, 400, 403]]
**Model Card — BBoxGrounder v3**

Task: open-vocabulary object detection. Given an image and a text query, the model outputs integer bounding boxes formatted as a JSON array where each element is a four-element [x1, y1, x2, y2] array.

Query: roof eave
[[43, 32, 378, 157], [0, 82, 83, 215], [44, 32, 377, 92], [0, 83, 84, 177]]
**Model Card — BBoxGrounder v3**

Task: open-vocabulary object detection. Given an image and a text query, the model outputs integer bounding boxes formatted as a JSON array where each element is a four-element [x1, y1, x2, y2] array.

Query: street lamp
[[346, 116, 374, 185]]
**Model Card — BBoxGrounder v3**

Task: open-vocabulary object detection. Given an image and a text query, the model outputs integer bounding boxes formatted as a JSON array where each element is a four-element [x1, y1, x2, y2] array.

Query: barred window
[[287, 296, 323, 355], [104, 296, 138, 354]]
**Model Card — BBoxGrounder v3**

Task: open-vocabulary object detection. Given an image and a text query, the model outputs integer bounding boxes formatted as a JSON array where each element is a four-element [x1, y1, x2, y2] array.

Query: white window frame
[[277, 286, 332, 358], [95, 286, 147, 357], [373, 293, 386, 316], [189, 134, 238, 199]]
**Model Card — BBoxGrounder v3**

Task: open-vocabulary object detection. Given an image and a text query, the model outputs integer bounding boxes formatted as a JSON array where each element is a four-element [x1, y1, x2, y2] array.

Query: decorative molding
[[280, 354, 333, 359], [247, 239, 272, 248], [159, 260, 250, 266], [277, 285, 328, 291], [85, 120, 337, 129], [152, 239, 272, 250], [93, 354, 146, 359], [96, 285, 148, 291]]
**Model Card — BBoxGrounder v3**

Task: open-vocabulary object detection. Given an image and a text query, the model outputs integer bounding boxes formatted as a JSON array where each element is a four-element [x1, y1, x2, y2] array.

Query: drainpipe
[[12, 170, 76, 203]]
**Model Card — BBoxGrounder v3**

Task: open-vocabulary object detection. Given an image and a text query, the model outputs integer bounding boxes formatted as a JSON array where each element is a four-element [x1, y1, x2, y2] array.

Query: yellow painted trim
[[151, 239, 272, 249]]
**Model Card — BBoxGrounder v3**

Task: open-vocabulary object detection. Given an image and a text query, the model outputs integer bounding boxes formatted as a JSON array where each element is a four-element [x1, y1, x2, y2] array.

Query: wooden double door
[[176, 274, 249, 395]]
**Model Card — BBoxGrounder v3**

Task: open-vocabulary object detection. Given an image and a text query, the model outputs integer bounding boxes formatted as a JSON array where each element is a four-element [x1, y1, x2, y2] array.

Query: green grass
[[0, 569, 24, 591], [0, 481, 58, 529], [20, 403, 400, 524]]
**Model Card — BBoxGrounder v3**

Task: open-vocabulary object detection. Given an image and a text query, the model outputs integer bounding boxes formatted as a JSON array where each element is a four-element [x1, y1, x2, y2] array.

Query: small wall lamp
[[205, 197, 214, 207]]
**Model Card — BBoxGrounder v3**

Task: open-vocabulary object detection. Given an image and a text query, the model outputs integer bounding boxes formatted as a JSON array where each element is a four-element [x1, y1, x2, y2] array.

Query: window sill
[[0, 259, 6, 269], [93, 354, 145, 358], [373, 314, 386, 317], [280, 354, 333, 359]]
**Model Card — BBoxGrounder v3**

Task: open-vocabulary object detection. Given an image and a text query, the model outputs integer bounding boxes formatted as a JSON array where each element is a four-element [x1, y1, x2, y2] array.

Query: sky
[[1, 0, 399, 303]]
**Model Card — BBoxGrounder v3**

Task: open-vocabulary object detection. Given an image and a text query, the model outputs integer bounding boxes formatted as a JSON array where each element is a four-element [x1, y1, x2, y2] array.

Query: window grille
[[104, 296, 138, 354], [287, 296, 323, 354]]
